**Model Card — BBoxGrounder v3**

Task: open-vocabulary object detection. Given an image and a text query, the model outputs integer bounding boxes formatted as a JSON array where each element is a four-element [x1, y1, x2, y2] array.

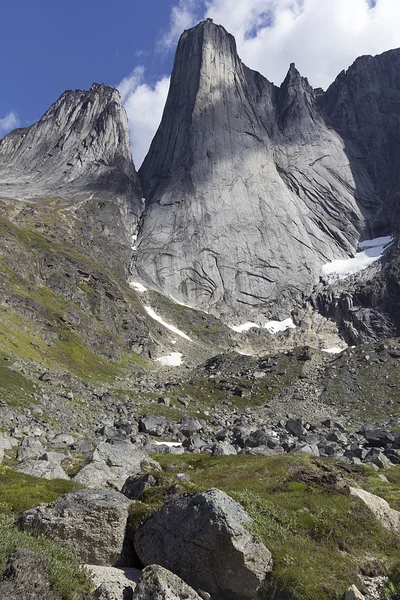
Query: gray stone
[[86, 565, 141, 600], [21, 488, 132, 565], [134, 488, 272, 600], [133, 565, 202, 600], [285, 419, 306, 438], [14, 459, 69, 480], [343, 584, 365, 600], [74, 441, 160, 490], [121, 474, 157, 500], [211, 442, 237, 456], [139, 417, 168, 437], [50, 434, 75, 449], [350, 487, 400, 534], [17, 438, 45, 461]]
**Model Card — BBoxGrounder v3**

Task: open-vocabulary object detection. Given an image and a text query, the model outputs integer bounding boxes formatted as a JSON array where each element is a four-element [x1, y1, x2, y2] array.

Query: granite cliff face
[[135, 20, 399, 326], [0, 83, 142, 266]]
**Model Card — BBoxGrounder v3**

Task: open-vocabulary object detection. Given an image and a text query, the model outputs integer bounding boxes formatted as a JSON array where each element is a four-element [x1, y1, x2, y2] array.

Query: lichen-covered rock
[[134, 488, 272, 600], [133, 565, 202, 600], [21, 489, 131, 565]]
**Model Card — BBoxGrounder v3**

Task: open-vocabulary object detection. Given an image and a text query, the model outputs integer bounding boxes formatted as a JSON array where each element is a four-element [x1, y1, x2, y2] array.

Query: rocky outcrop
[[21, 488, 132, 565], [134, 488, 272, 600], [312, 238, 400, 345], [135, 19, 392, 323]]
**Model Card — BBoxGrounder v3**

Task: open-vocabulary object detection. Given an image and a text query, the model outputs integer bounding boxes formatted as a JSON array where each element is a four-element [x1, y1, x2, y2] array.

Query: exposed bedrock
[[135, 19, 398, 323]]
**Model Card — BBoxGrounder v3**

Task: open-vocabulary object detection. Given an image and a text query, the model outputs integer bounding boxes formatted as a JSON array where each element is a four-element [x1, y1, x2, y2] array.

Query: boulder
[[121, 474, 157, 500], [14, 459, 69, 480], [363, 428, 395, 448], [285, 419, 305, 437], [17, 438, 45, 461], [50, 433, 75, 448], [21, 488, 132, 565], [134, 488, 272, 600], [74, 441, 160, 490], [350, 487, 400, 534], [211, 442, 237, 456], [343, 584, 365, 600], [133, 565, 202, 600], [139, 417, 168, 437], [86, 565, 141, 600]]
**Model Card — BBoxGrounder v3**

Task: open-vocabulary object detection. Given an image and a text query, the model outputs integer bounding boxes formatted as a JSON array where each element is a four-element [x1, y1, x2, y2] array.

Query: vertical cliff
[[136, 20, 380, 323]]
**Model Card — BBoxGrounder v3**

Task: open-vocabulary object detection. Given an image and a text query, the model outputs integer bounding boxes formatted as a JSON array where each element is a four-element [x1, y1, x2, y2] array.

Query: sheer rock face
[[136, 19, 386, 323], [320, 49, 400, 235], [0, 84, 142, 262]]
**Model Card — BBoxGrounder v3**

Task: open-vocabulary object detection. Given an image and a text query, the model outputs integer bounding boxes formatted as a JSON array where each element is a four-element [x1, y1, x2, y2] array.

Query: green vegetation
[[0, 465, 81, 516], [0, 514, 93, 599], [0, 467, 91, 599], [129, 454, 400, 600]]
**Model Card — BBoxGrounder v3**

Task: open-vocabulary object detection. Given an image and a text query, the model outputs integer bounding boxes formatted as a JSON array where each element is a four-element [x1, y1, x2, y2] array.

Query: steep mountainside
[[135, 20, 398, 325]]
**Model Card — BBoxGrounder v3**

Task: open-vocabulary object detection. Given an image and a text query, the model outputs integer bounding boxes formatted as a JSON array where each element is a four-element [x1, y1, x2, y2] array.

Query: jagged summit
[[0, 82, 141, 214], [135, 19, 389, 323]]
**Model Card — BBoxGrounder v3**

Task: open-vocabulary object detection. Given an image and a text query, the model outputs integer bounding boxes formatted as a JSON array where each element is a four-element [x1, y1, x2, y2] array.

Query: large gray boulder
[[134, 488, 272, 600], [74, 441, 160, 490], [14, 459, 69, 480], [133, 565, 202, 600], [21, 489, 132, 566]]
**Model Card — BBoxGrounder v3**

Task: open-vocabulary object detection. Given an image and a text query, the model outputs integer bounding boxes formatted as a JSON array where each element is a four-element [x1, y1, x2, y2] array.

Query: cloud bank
[[122, 0, 400, 166], [0, 111, 20, 138], [118, 67, 170, 168]]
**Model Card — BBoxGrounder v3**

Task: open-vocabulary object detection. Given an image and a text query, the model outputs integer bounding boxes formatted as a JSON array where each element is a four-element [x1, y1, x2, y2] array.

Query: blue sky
[[1, 0, 400, 166], [0, 0, 179, 125]]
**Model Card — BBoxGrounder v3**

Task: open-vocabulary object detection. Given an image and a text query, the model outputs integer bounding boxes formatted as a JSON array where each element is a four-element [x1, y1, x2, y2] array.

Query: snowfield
[[230, 318, 296, 335], [322, 236, 393, 284], [129, 281, 147, 293], [144, 306, 192, 341], [156, 353, 183, 367]]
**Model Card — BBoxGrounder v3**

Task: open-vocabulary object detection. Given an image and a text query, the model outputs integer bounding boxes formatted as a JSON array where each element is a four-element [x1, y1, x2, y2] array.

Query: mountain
[[0, 83, 142, 267], [135, 19, 399, 327]]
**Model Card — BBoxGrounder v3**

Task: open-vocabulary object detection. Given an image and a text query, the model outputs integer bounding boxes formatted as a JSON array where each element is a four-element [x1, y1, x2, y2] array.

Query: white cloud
[[120, 0, 400, 167], [0, 111, 20, 138], [203, 0, 400, 88], [160, 0, 201, 49], [118, 67, 170, 168]]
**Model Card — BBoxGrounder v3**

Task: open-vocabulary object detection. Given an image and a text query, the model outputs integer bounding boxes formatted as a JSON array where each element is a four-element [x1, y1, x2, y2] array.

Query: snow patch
[[322, 347, 346, 354], [156, 353, 183, 367], [265, 318, 296, 334], [230, 322, 260, 333], [322, 236, 393, 284], [153, 440, 183, 447], [130, 281, 147, 293], [144, 306, 192, 341], [230, 318, 296, 335]]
